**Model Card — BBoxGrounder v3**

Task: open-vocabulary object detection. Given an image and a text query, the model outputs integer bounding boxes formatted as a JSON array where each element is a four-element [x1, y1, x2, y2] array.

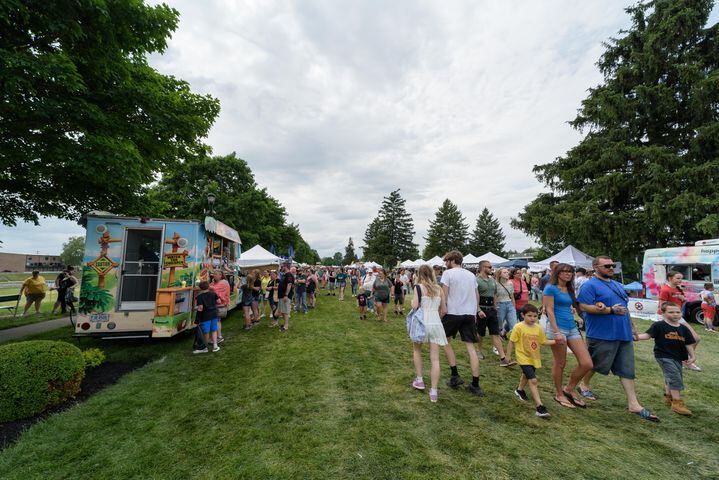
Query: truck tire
[[687, 303, 704, 326]]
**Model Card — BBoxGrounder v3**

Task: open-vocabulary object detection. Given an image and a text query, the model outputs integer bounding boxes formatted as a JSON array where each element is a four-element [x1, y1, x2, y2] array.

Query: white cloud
[[6, 1, 694, 258]]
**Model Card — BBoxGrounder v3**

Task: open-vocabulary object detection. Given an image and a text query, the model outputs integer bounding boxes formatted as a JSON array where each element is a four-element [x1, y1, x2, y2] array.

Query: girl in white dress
[[411, 265, 448, 402]]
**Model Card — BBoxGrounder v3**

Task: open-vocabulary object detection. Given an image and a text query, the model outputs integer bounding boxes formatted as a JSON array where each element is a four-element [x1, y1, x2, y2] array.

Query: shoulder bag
[[406, 285, 426, 343]]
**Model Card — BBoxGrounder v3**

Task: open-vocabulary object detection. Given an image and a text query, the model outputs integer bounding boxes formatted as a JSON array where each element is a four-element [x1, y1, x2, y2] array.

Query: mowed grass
[[1, 292, 718, 479], [0, 287, 68, 330]]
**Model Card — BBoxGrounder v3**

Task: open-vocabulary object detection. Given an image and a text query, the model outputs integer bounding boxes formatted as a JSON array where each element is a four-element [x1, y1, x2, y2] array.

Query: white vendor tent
[[238, 245, 281, 268], [413, 258, 427, 267], [528, 245, 594, 272], [462, 253, 480, 264], [476, 252, 509, 265], [426, 256, 444, 267], [400, 259, 415, 268], [364, 261, 382, 269]]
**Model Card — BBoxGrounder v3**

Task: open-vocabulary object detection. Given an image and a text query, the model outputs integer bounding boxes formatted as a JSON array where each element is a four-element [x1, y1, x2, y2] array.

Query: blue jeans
[[295, 289, 307, 312], [497, 301, 517, 332], [351, 280, 358, 295]]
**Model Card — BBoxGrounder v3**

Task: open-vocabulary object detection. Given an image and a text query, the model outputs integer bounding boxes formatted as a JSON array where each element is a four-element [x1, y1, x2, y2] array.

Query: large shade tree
[[512, 0, 719, 273], [0, 0, 219, 226]]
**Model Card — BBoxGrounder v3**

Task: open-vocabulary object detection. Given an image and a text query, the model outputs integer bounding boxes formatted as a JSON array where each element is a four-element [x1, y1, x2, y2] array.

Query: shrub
[[82, 348, 106, 369], [0, 340, 85, 422]]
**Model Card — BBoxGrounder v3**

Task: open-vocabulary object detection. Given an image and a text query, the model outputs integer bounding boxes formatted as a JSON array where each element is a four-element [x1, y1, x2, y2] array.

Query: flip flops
[[554, 396, 575, 409], [563, 390, 587, 408], [629, 408, 660, 422]]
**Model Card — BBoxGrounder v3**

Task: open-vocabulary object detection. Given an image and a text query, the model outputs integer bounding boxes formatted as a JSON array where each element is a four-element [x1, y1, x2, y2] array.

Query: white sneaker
[[217, 336, 225, 344], [492, 346, 499, 356], [212, 345, 220, 353], [193, 348, 208, 354]]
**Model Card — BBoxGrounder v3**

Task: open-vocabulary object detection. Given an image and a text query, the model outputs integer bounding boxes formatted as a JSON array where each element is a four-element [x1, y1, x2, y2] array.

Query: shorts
[[278, 298, 291, 315], [587, 338, 635, 379], [394, 294, 403, 304], [26, 293, 46, 302], [656, 357, 684, 390], [520, 364, 537, 380], [199, 318, 218, 334], [701, 303, 715, 320], [545, 325, 582, 341], [376, 297, 390, 305], [442, 314, 478, 343], [338, 281, 346, 288], [476, 308, 500, 337]]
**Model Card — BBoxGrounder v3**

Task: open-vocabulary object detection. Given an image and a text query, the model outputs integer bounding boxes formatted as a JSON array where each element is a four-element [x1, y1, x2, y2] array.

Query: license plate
[[90, 313, 110, 322]]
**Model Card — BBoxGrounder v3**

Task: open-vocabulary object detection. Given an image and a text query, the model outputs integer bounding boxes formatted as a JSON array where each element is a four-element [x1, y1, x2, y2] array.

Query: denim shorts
[[199, 318, 218, 334], [587, 338, 635, 379], [545, 325, 582, 341], [656, 357, 684, 390]]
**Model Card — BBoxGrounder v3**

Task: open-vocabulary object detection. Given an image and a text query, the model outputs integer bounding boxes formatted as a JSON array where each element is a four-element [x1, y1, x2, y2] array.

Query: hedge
[[0, 340, 85, 422]]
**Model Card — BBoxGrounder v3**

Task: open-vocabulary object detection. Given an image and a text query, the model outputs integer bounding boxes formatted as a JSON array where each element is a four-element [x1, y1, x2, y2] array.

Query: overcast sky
[[0, 1, 684, 257]]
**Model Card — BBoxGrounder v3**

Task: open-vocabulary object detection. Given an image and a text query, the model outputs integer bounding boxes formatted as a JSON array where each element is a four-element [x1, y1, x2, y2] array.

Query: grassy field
[[0, 287, 68, 330], [0, 292, 717, 479]]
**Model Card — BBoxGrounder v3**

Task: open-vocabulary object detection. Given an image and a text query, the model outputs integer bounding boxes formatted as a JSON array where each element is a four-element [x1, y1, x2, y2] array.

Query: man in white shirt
[[440, 250, 483, 396]]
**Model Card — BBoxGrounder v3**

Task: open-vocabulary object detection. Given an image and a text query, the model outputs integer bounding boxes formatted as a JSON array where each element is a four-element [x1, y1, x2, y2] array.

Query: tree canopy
[[147, 152, 319, 264], [60, 235, 85, 267], [0, 0, 220, 226], [362, 190, 419, 266], [468, 208, 506, 256], [423, 199, 469, 259], [343, 238, 358, 265], [512, 0, 719, 273]]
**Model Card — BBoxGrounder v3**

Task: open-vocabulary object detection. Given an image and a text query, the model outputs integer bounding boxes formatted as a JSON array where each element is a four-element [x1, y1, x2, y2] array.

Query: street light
[[207, 193, 216, 215]]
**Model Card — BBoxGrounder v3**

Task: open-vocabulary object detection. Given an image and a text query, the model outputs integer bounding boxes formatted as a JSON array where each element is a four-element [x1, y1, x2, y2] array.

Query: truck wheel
[[688, 305, 705, 326]]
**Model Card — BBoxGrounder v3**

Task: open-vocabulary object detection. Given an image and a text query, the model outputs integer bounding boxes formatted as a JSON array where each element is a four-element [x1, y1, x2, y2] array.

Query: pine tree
[[512, 0, 719, 274], [362, 190, 419, 266], [423, 199, 469, 258], [343, 237, 358, 265], [468, 208, 506, 255]]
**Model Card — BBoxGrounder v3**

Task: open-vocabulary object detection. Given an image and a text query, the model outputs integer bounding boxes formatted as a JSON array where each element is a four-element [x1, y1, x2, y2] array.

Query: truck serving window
[[691, 264, 711, 282]]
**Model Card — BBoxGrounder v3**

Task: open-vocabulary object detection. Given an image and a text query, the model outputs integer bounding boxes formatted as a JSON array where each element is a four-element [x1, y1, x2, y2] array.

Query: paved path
[[0, 316, 74, 343]]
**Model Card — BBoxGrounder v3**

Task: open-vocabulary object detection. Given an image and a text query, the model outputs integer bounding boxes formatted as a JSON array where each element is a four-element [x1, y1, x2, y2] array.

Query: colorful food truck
[[76, 212, 241, 338], [632, 239, 719, 324]]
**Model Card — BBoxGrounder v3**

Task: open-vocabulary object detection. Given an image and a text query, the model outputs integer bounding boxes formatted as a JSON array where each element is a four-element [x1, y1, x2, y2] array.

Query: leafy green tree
[[60, 236, 85, 267], [147, 152, 318, 264], [512, 0, 719, 274], [423, 199, 469, 258], [0, 1, 219, 226], [362, 190, 419, 266], [343, 238, 358, 265], [467, 208, 506, 255]]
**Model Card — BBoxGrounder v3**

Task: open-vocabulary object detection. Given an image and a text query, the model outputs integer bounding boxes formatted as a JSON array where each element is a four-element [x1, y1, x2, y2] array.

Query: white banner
[[628, 297, 660, 322]]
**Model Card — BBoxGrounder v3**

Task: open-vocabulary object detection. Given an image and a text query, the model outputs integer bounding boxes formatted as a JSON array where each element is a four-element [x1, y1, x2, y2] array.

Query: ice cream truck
[[631, 239, 719, 325], [76, 212, 241, 338]]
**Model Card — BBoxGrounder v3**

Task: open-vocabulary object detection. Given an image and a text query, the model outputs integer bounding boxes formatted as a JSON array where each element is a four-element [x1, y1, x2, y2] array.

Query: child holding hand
[[507, 304, 557, 418], [634, 303, 696, 416], [357, 289, 368, 320]]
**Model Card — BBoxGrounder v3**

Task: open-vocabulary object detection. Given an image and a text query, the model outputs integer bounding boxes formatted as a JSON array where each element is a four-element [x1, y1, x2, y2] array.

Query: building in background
[[0, 252, 63, 272]]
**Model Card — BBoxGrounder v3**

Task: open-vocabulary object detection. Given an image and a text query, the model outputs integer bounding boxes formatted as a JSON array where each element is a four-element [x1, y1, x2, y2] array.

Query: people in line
[[634, 303, 696, 416], [543, 263, 593, 409], [410, 264, 448, 403], [507, 304, 557, 418], [440, 251, 483, 396]]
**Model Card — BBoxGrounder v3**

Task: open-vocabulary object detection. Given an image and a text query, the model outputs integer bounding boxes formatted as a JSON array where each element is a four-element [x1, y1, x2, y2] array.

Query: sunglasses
[[599, 264, 616, 268]]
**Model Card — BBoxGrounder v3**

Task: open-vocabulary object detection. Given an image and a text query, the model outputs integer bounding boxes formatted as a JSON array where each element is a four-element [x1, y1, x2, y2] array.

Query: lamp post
[[206, 193, 216, 216]]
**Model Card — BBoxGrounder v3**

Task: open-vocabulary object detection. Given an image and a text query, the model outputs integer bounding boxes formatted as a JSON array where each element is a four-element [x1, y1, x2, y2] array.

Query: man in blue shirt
[[576, 256, 659, 422]]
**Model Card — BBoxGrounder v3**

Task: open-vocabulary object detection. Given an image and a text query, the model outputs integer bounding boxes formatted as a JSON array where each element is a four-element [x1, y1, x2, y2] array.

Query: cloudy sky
[[1, 1, 691, 257]]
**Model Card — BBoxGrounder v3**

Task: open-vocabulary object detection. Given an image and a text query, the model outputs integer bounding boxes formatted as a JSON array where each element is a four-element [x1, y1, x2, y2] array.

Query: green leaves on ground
[[513, 0, 719, 274], [0, 0, 220, 226]]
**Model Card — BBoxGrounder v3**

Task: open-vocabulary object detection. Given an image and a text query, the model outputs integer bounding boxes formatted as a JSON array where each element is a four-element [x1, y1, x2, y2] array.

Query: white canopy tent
[[364, 261, 382, 269], [528, 245, 594, 272], [238, 245, 281, 268], [476, 252, 509, 265], [413, 258, 426, 267], [400, 259, 415, 268], [462, 253, 480, 264], [426, 256, 444, 267]]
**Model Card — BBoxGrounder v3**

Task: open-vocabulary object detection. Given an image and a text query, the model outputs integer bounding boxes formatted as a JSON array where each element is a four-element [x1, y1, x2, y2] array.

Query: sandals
[[576, 386, 597, 401], [563, 390, 587, 408], [629, 408, 660, 422], [553, 396, 575, 409]]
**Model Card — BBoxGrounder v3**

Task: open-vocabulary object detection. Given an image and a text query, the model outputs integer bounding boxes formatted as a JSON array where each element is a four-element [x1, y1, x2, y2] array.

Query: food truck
[[629, 239, 719, 325], [76, 212, 241, 338]]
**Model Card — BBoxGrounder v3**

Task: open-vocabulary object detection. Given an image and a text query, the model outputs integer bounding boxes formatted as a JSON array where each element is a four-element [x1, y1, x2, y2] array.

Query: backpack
[[406, 285, 426, 343]]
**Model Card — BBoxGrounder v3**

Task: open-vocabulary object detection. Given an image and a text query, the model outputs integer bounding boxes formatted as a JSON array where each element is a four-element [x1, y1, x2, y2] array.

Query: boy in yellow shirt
[[506, 304, 557, 418]]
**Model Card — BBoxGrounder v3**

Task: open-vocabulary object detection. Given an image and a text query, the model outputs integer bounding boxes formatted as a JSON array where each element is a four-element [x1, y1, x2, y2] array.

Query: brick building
[[0, 252, 63, 272]]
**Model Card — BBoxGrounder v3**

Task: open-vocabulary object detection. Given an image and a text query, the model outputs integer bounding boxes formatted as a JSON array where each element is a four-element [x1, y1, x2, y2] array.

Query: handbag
[[406, 285, 426, 343], [513, 280, 523, 301], [217, 305, 228, 319]]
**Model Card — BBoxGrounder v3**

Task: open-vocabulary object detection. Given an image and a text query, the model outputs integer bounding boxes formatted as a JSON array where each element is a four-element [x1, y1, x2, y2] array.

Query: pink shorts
[[701, 304, 715, 320]]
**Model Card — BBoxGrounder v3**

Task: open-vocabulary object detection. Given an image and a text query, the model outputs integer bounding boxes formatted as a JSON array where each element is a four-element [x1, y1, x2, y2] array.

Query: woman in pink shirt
[[211, 270, 231, 343], [511, 269, 529, 314]]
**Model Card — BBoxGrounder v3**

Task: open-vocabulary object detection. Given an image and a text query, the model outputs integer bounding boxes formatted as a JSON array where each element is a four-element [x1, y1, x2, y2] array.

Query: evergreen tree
[[512, 0, 719, 274], [468, 208, 506, 255], [362, 190, 419, 266], [343, 237, 358, 264], [423, 199, 469, 258]]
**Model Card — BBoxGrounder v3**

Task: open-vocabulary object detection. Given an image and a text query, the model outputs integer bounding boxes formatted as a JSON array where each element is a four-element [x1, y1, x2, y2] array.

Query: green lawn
[[1, 292, 718, 479], [0, 288, 69, 330]]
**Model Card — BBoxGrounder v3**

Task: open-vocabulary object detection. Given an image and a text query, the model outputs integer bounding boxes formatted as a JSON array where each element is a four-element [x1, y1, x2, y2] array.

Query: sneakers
[[192, 348, 208, 354], [515, 388, 529, 402], [217, 336, 225, 344], [535, 405, 550, 418], [671, 399, 692, 416], [212, 345, 220, 352], [446, 375, 465, 388], [412, 378, 426, 391], [684, 362, 702, 371], [499, 358, 517, 367], [429, 389, 438, 403], [465, 384, 485, 396]]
